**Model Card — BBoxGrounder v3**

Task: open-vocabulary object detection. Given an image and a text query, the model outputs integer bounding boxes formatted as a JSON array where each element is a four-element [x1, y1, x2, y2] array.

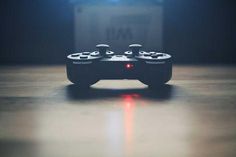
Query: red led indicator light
[[125, 63, 134, 69]]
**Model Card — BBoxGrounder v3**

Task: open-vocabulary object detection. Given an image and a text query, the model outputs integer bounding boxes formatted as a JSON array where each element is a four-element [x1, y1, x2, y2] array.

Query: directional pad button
[[151, 53, 164, 58], [82, 52, 91, 55], [71, 53, 81, 57], [80, 55, 88, 59]]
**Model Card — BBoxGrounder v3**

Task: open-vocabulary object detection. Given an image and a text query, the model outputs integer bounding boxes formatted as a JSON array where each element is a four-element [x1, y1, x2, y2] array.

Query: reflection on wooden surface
[[0, 65, 236, 157]]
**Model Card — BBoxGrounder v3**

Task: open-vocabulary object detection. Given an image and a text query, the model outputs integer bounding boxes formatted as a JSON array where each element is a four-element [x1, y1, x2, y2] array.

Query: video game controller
[[66, 44, 172, 88]]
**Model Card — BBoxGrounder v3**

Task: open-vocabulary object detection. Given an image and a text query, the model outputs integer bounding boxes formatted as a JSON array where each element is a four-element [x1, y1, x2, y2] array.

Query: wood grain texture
[[0, 65, 235, 157]]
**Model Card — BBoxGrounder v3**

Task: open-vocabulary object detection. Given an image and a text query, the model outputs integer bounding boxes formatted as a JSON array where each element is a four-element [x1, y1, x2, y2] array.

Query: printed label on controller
[[73, 61, 92, 64], [146, 61, 165, 64]]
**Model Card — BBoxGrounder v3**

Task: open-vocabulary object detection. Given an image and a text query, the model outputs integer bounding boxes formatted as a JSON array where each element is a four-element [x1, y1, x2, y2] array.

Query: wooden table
[[0, 65, 235, 157]]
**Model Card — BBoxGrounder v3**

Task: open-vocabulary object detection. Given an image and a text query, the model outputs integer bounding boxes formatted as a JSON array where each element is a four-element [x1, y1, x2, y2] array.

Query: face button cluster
[[139, 52, 165, 59], [136, 50, 171, 60], [139, 51, 170, 60]]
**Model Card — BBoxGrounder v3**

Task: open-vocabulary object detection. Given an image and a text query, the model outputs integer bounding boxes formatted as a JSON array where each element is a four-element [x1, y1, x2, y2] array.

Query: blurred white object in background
[[72, 0, 163, 52]]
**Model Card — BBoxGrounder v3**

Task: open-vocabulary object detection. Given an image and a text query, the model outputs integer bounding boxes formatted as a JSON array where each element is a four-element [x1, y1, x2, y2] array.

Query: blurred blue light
[[109, 0, 120, 2], [70, 0, 163, 5]]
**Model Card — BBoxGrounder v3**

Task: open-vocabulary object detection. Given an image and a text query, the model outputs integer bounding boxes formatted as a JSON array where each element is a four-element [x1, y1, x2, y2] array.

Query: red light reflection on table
[[121, 94, 140, 155]]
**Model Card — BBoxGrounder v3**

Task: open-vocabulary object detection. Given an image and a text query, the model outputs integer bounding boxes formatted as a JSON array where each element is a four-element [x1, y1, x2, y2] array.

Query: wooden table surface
[[0, 65, 235, 157]]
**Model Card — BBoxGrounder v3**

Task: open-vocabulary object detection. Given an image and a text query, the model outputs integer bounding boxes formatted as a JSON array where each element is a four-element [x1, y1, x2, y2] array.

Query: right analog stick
[[129, 44, 142, 56]]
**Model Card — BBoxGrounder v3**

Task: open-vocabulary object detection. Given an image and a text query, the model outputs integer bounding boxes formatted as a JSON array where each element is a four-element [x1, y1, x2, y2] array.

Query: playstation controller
[[66, 44, 172, 88]]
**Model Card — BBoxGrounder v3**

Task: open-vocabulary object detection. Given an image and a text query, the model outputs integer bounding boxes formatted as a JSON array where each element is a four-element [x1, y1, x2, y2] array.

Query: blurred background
[[0, 0, 235, 64]]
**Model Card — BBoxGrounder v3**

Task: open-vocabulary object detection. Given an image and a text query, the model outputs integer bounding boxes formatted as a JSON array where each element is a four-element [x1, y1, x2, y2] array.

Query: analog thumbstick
[[129, 44, 142, 56], [96, 44, 110, 56]]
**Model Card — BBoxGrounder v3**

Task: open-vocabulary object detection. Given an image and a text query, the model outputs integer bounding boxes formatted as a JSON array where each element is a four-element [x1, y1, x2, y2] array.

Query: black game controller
[[66, 44, 172, 88]]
